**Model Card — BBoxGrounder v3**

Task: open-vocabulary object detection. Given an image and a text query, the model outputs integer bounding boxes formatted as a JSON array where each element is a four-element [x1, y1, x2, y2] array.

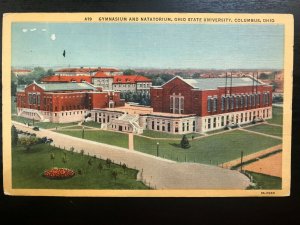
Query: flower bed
[[43, 168, 75, 179]]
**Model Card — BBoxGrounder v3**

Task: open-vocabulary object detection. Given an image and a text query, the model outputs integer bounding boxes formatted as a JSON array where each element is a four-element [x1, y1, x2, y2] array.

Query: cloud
[[50, 33, 56, 41], [30, 28, 37, 32], [41, 29, 47, 32], [22, 28, 28, 32]]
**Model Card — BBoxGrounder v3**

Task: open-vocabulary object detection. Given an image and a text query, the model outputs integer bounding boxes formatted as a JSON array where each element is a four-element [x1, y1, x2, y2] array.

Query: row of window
[[206, 109, 270, 130], [54, 110, 85, 117], [207, 93, 270, 112], [148, 120, 196, 133], [94, 112, 121, 124]]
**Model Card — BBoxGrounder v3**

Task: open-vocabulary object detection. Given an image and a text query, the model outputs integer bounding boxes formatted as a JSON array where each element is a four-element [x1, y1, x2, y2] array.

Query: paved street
[[13, 122, 251, 189]]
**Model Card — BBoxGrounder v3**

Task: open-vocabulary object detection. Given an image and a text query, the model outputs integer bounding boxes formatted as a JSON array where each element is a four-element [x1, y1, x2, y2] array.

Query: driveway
[[13, 122, 250, 189]]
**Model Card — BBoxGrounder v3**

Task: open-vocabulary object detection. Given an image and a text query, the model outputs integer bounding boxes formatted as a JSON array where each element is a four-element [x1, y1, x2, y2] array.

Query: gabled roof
[[158, 76, 263, 90], [33, 82, 97, 92]]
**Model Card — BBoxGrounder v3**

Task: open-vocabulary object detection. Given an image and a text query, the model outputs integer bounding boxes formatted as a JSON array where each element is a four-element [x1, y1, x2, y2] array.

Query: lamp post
[[240, 150, 244, 172], [82, 127, 85, 139], [156, 142, 159, 157]]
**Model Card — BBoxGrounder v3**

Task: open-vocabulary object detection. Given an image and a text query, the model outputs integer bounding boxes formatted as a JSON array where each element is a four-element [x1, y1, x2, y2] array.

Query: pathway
[[220, 144, 282, 169], [239, 128, 282, 140]]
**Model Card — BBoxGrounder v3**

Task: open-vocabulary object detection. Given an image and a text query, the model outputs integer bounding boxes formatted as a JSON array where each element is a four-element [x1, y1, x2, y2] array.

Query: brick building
[[17, 75, 272, 134], [16, 81, 124, 123], [150, 76, 272, 133]]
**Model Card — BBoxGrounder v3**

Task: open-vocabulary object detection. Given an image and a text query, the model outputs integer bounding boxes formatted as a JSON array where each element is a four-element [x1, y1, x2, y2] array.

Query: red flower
[[43, 168, 75, 179]]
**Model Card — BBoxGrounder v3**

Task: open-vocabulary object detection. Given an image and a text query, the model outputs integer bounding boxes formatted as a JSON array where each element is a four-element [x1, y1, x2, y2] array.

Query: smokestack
[[225, 72, 228, 96], [230, 71, 233, 96], [252, 72, 255, 93]]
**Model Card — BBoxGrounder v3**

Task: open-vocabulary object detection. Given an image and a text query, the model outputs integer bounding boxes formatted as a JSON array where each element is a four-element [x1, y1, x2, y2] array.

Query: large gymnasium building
[[16, 74, 272, 134]]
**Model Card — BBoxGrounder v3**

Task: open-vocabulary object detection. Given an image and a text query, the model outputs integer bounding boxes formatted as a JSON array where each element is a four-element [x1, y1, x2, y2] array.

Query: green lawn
[[246, 171, 282, 190], [141, 130, 201, 139], [267, 106, 283, 125], [57, 130, 129, 148], [134, 130, 282, 165], [12, 115, 34, 124], [244, 124, 282, 137], [12, 115, 78, 129], [12, 143, 148, 189], [82, 121, 101, 128], [37, 122, 78, 129], [60, 125, 93, 130], [206, 129, 227, 135]]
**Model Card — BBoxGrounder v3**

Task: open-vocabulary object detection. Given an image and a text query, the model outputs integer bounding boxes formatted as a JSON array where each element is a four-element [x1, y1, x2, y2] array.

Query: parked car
[[45, 138, 53, 144], [33, 126, 39, 131], [41, 137, 48, 143]]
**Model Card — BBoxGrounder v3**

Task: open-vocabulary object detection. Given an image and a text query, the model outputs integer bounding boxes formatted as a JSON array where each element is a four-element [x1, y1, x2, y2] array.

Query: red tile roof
[[113, 75, 151, 84], [41, 75, 92, 83], [93, 71, 113, 78]]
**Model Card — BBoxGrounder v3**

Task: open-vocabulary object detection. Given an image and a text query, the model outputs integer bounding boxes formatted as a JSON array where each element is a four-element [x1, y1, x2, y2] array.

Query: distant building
[[12, 69, 32, 77], [42, 69, 152, 94], [112, 75, 152, 95], [16, 81, 124, 123], [54, 67, 122, 76]]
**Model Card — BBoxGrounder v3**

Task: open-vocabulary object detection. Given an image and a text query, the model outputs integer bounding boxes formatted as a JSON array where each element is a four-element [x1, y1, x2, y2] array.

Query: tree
[[11, 125, 18, 147], [122, 163, 127, 174], [123, 69, 136, 75], [50, 153, 55, 167], [80, 149, 85, 157], [11, 72, 17, 96], [180, 135, 191, 149], [16, 67, 48, 85], [97, 162, 103, 173], [192, 73, 201, 79], [106, 158, 112, 168], [62, 156, 67, 164], [46, 69, 54, 76], [88, 158, 93, 166], [111, 171, 118, 182], [259, 73, 269, 79]]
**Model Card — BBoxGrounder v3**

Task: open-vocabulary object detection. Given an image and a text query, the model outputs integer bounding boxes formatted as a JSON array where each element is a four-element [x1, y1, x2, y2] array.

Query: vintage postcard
[[2, 13, 293, 197]]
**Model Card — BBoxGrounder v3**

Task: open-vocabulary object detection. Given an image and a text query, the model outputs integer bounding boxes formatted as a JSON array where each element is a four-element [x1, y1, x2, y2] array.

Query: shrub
[[11, 125, 18, 147], [106, 158, 112, 168], [19, 136, 38, 150], [180, 135, 191, 149]]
